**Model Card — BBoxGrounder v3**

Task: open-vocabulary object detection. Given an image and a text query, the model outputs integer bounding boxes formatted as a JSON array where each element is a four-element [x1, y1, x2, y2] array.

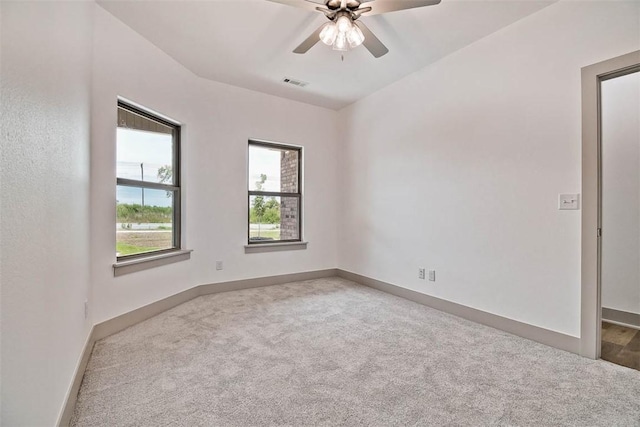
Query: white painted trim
[[59, 267, 584, 425], [244, 241, 308, 253], [56, 327, 96, 427], [581, 50, 640, 359], [338, 270, 580, 354], [198, 268, 334, 296], [93, 286, 200, 341], [113, 249, 192, 277], [97, 268, 337, 340]]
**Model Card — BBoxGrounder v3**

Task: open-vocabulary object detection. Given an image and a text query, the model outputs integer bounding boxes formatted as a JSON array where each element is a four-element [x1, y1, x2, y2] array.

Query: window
[[248, 140, 302, 244], [116, 101, 181, 259]]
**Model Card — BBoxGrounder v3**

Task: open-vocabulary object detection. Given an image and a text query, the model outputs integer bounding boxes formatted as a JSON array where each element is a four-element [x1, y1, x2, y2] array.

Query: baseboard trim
[[94, 268, 338, 341], [59, 267, 578, 425], [602, 307, 640, 329], [198, 268, 338, 296], [93, 287, 201, 341], [59, 268, 338, 426], [337, 269, 581, 355], [57, 326, 96, 427]]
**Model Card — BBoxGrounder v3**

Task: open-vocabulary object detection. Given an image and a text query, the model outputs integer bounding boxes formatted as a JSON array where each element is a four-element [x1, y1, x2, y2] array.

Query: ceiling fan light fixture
[[282, 0, 441, 58], [347, 24, 365, 48], [323, 12, 360, 52], [319, 22, 338, 45]]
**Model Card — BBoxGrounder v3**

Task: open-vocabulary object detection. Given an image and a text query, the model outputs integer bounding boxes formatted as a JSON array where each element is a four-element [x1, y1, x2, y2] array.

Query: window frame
[[116, 100, 182, 261], [247, 139, 303, 245]]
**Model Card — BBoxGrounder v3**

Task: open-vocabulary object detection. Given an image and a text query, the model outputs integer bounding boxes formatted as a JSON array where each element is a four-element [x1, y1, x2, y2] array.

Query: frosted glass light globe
[[336, 15, 352, 34], [319, 22, 338, 46], [347, 24, 365, 48], [333, 32, 348, 51]]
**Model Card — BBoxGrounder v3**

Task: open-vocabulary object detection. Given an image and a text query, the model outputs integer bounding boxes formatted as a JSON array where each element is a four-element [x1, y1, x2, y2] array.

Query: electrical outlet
[[84, 300, 89, 319], [418, 268, 426, 280], [215, 260, 223, 271], [428, 270, 436, 282]]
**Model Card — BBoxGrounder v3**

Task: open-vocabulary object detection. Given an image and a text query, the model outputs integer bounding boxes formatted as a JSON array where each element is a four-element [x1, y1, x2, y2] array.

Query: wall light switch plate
[[215, 260, 223, 271], [558, 194, 580, 210]]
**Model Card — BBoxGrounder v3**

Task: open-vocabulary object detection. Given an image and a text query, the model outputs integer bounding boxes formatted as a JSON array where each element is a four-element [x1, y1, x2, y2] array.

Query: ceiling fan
[[267, 0, 441, 58]]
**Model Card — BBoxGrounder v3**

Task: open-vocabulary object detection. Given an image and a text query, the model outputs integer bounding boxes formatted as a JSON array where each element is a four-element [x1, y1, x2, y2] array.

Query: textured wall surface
[[90, 5, 339, 325], [1, 1, 639, 424], [0, 2, 94, 425], [338, 1, 640, 337]]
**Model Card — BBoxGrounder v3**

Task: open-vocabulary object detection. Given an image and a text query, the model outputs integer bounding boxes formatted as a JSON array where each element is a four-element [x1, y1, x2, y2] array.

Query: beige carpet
[[72, 277, 640, 426]]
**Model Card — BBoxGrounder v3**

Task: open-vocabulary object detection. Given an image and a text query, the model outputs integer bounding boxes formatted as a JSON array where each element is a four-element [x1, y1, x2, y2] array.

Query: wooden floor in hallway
[[601, 322, 640, 371]]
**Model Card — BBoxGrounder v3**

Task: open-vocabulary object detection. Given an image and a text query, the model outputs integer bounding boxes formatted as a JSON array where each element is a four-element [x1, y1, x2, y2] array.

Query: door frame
[[581, 50, 640, 359]]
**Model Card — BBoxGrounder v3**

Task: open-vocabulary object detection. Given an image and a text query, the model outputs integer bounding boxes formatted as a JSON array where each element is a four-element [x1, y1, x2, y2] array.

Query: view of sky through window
[[248, 145, 282, 192], [116, 128, 173, 207]]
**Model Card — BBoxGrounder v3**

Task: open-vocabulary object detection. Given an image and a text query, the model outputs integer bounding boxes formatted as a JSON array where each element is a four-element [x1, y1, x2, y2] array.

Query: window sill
[[244, 241, 308, 254], [113, 249, 192, 277]]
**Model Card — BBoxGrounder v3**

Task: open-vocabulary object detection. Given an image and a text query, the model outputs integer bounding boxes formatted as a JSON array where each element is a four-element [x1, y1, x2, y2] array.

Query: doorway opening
[[599, 70, 640, 370], [581, 50, 640, 370]]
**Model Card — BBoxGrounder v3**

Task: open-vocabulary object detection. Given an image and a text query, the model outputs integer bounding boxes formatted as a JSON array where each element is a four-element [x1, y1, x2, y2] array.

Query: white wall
[[1, 1, 638, 423], [338, 1, 640, 337], [601, 72, 640, 316], [0, 2, 94, 425], [91, 5, 339, 324]]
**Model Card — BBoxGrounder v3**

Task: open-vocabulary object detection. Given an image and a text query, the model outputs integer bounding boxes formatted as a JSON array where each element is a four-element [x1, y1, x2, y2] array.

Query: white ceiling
[[97, 0, 554, 110]]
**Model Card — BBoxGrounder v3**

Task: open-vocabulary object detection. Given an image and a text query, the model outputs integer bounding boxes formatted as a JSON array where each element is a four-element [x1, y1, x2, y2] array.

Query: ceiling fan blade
[[265, 0, 324, 13], [354, 21, 388, 58], [293, 24, 325, 54], [365, 0, 441, 16]]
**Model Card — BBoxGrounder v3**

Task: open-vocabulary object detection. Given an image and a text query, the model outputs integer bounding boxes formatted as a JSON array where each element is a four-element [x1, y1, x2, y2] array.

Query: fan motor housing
[[326, 0, 362, 11]]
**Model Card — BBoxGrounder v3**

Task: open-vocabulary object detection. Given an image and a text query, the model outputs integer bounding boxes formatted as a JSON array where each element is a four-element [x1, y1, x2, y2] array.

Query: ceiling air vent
[[282, 77, 309, 88]]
